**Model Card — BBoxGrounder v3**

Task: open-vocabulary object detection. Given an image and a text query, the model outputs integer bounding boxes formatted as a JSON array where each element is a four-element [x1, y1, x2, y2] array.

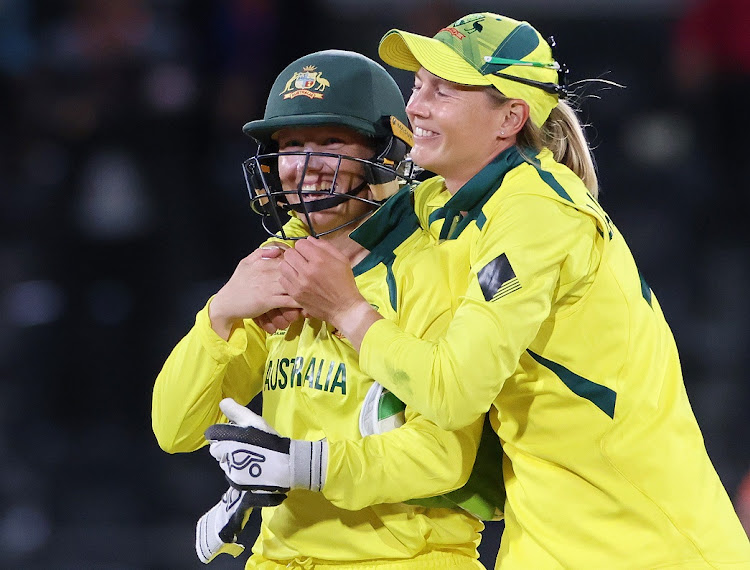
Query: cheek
[[277, 159, 297, 183]]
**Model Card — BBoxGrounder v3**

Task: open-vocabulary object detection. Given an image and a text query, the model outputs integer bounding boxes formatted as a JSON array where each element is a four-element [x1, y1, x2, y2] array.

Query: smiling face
[[274, 125, 376, 236], [406, 68, 513, 193]]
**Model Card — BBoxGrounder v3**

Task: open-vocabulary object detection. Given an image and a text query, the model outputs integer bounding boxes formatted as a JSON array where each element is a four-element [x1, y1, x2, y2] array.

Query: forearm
[[152, 331, 229, 453], [323, 415, 482, 510], [152, 305, 265, 453], [359, 298, 532, 431]]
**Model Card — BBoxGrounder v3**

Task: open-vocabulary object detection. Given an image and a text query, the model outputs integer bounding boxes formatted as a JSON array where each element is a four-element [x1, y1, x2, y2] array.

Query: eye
[[278, 139, 303, 150], [435, 85, 450, 98], [320, 137, 348, 152]]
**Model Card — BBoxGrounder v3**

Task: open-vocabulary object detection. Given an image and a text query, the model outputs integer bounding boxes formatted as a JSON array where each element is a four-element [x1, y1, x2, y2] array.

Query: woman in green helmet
[[153, 49, 502, 569]]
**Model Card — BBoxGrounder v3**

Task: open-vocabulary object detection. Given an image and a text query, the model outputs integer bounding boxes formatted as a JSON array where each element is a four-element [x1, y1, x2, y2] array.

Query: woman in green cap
[[267, 13, 750, 570]]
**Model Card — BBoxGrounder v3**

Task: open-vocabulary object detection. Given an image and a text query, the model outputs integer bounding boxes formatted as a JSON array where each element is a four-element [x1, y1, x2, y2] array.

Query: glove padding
[[195, 486, 285, 564], [359, 382, 406, 436], [206, 398, 328, 493]]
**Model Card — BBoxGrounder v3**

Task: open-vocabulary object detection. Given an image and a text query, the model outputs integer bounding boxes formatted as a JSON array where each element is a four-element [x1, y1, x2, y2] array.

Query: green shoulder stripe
[[522, 151, 573, 202]]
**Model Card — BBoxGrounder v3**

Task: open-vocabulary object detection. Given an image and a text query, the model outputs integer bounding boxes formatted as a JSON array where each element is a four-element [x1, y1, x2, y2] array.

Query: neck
[[443, 141, 515, 195], [320, 218, 371, 267], [443, 176, 466, 196]]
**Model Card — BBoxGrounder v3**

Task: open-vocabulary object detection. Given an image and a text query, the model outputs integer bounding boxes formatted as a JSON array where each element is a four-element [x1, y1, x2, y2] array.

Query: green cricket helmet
[[242, 49, 417, 239]]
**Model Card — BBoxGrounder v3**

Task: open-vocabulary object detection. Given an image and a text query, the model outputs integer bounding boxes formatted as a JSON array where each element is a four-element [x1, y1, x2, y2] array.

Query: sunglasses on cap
[[483, 36, 569, 98]]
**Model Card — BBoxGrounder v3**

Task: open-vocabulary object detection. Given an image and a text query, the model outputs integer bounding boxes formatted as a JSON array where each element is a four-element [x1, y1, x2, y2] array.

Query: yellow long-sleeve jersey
[[357, 147, 750, 569], [152, 189, 486, 567]]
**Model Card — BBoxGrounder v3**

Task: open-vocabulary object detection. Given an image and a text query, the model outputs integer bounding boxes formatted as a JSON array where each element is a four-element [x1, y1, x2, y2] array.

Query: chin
[[410, 150, 437, 173]]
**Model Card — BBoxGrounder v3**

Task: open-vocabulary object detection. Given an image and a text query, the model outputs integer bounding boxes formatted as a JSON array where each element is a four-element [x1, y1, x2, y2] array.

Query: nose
[[302, 150, 326, 173], [406, 89, 427, 119], [279, 149, 326, 181]]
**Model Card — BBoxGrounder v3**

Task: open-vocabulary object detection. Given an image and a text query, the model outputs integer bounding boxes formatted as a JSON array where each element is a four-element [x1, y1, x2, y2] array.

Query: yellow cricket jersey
[[152, 188, 486, 567], [358, 147, 750, 569]]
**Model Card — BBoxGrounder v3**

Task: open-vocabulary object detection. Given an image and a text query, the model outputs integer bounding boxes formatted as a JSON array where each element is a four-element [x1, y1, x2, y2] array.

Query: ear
[[498, 99, 530, 139]]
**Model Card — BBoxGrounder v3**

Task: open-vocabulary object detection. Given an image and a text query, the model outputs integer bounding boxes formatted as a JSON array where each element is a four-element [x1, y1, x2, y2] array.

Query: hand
[[253, 244, 304, 333], [253, 307, 303, 334], [195, 486, 285, 564], [279, 237, 364, 325], [209, 245, 302, 340], [206, 398, 328, 492], [279, 238, 382, 348]]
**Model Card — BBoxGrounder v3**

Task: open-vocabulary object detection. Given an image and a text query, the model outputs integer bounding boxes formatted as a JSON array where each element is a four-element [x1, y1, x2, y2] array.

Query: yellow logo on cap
[[390, 116, 413, 147], [280, 65, 330, 100]]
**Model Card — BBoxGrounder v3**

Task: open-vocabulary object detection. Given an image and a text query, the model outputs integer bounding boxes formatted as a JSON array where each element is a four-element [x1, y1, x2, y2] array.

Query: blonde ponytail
[[543, 102, 598, 197], [518, 101, 599, 198]]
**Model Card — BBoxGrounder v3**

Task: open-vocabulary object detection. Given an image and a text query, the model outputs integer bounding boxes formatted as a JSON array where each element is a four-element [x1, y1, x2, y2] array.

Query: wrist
[[333, 300, 383, 351], [208, 297, 240, 341], [289, 439, 328, 492]]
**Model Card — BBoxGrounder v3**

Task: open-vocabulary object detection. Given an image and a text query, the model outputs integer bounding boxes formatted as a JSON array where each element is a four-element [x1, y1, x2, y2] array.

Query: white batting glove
[[195, 485, 285, 564], [206, 398, 328, 493]]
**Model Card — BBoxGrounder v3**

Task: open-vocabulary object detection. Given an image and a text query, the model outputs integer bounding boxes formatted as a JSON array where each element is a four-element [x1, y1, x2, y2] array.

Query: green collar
[[350, 185, 420, 275], [430, 146, 529, 240]]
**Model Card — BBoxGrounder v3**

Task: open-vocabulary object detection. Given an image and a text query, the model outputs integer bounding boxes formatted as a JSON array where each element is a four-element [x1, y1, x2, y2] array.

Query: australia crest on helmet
[[280, 65, 330, 100]]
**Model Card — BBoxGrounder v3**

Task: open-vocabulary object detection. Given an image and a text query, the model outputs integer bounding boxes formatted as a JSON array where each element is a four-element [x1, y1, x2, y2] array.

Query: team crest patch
[[280, 65, 330, 100], [478, 253, 521, 302]]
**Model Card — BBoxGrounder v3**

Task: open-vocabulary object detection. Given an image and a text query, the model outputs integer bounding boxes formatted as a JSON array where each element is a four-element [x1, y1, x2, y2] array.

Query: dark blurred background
[[1, 0, 748, 568]]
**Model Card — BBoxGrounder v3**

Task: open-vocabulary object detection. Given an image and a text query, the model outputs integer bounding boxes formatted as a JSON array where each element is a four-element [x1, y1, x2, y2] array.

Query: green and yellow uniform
[[358, 147, 750, 569], [152, 190, 486, 569]]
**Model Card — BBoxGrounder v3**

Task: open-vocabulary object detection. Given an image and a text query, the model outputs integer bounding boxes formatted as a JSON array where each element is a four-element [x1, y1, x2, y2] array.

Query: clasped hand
[[278, 237, 368, 330], [209, 244, 302, 338], [211, 239, 366, 337]]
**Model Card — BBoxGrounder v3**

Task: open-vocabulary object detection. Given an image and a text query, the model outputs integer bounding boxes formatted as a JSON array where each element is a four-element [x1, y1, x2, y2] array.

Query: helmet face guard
[[243, 143, 419, 239]]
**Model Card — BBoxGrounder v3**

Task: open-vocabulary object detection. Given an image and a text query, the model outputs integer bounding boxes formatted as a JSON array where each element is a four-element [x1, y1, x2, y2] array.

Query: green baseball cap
[[379, 13, 561, 127], [243, 49, 410, 146]]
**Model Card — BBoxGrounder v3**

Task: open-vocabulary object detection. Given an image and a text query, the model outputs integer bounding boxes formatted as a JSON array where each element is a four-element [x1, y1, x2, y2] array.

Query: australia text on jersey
[[264, 356, 347, 394]]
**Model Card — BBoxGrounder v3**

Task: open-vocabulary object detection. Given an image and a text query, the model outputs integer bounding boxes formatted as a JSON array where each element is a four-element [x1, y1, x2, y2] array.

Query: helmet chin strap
[[283, 180, 370, 214]]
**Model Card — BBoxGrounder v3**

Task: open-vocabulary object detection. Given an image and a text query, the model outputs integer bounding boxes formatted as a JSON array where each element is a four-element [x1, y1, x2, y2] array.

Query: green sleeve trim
[[533, 166, 573, 202], [352, 187, 421, 311], [522, 151, 573, 202], [385, 263, 397, 311], [528, 350, 617, 418], [639, 271, 653, 308]]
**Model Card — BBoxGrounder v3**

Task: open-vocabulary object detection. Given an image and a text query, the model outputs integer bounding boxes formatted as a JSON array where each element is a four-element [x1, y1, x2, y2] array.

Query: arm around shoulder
[[323, 411, 484, 510]]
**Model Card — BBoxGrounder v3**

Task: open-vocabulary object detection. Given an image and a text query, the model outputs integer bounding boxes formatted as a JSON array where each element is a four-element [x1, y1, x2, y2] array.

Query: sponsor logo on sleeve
[[478, 253, 521, 301]]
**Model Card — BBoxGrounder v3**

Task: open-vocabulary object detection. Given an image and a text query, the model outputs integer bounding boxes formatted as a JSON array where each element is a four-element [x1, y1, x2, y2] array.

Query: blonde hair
[[486, 89, 599, 198]]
